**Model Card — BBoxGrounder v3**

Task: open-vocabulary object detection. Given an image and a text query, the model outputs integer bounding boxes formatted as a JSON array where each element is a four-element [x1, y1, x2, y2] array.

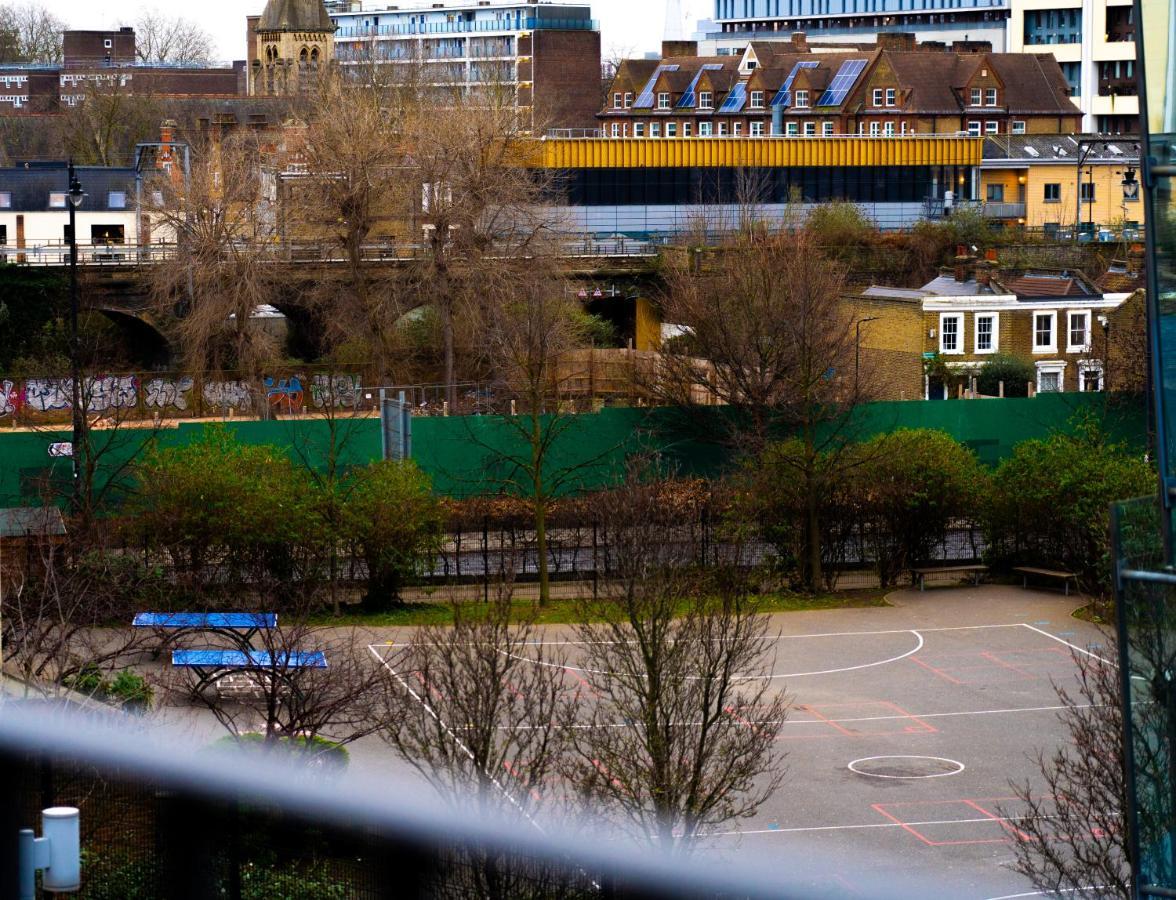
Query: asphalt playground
[[368, 586, 1110, 899]]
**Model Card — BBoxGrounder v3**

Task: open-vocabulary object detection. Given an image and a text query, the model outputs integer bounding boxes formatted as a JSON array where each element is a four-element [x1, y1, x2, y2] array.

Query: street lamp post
[[1099, 314, 1111, 394], [856, 316, 880, 396], [67, 164, 85, 510]]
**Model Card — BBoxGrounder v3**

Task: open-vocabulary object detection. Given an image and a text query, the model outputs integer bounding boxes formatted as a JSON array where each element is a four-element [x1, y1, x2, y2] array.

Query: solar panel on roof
[[816, 59, 866, 107], [718, 81, 748, 113], [771, 61, 818, 108], [678, 63, 724, 108], [634, 64, 680, 109]]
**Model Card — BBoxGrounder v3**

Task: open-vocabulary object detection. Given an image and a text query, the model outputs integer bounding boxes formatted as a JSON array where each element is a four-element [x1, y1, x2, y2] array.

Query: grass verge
[[311, 588, 892, 628]]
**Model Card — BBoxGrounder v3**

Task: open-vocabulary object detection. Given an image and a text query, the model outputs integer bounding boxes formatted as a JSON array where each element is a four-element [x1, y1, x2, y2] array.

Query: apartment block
[[1007, 0, 1136, 132], [601, 36, 1080, 140], [324, 1, 602, 130], [704, 0, 1010, 53]]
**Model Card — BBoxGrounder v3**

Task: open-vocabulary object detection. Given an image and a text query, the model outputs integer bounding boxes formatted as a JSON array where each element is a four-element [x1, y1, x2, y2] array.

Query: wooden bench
[[1015, 566, 1079, 596], [911, 564, 989, 592]]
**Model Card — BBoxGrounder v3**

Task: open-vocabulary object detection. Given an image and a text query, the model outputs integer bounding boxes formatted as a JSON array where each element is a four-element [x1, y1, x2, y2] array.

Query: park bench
[[172, 649, 328, 696], [133, 613, 278, 651], [910, 564, 989, 592], [1014, 566, 1079, 596]]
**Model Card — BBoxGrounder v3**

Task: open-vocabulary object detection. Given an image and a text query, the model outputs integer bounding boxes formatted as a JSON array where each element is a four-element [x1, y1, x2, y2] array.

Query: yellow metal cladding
[[532, 137, 983, 169]]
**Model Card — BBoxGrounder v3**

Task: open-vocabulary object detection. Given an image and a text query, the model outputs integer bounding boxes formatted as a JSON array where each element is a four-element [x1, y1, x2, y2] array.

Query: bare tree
[[1, 531, 154, 701], [145, 129, 283, 375], [565, 474, 789, 855], [0, 2, 63, 64], [61, 74, 163, 167], [659, 228, 878, 591], [133, 9, 214, 65], [476, 264, 603, 605], [379, 588, 572, 898], [170, 616, 386, 763], [1001, 647, 1130, 899]]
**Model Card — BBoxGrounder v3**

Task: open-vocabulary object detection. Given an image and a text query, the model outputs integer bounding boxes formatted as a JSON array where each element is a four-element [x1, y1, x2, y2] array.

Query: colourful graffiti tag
[[0, 380, 20, 417], [144, 377, 195, 411], [265, 376, 305, 414]]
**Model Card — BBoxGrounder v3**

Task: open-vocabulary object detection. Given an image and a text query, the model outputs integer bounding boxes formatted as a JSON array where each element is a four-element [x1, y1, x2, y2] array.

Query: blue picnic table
[[172, 649, 328, 693], [133, 612, 278, 648]]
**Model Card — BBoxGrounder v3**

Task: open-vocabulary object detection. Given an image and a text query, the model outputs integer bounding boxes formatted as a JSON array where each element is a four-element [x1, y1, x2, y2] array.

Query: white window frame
[[883, 121, 895, 137], [804, 121, 816, 136], [1011, 120, 1026, 134], [699, 121, 713, 137], [657, 92, 671, 110], [682, 122, 692, 137], [665, 122, 677, 138], [967, 121, 982, 136], [1033, 310, 1058, 354], [613, 92, 623, 108], [939, 313, 964, 355], [717, 121, 729, 136], [872, 88, 883, 107], [633, 122, 645, 138], [985, 120, 999, 134], [900, 121, 909, 135], [786, 121, 799, 136], [974, 313, 999, 354], [885, 87, 896, 107], [1078, 360, 1104, 393], [731, 121, 742, 136], [611, 122, 621, 138], [795, 89, 809, 108], [750, 120, 764, 137], [869, 121, 880, 137], [822, 122, 834, 136], [698, 91, 712, 110], [970, 87, 982, 106], [624, 92, 633, 108], [1035, 360, 1067, 393], [649, 122, 661, 138], [1066, 310, 1091, 352], [749, 90, 765, 109], [985, 87, 998, 107]]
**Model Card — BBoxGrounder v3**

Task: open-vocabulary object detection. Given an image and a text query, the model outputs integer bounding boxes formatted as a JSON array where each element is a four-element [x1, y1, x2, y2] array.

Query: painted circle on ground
[[847, 756, 965, 779]]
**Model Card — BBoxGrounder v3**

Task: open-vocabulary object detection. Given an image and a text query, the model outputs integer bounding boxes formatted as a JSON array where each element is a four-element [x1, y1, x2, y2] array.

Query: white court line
[[513, 623, 1025, 646], [366, 645, 546, 835], [705, 814, 1062, 838], [501, 630, 924, 680], [1019, 623, 1118, 667]]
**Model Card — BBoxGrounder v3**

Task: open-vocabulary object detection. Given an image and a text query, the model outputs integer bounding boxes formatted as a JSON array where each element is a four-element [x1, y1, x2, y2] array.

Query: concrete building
[[703, 0, 1010, 53], [322, 0, 602, 130], [1006, 0, 1136, 133], [601, 36, 1080, 140], [0, 163, 140, 264]]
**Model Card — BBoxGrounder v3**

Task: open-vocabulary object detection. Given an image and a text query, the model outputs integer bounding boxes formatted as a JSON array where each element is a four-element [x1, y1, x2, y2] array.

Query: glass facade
[[1117, 1, 1176, 896]]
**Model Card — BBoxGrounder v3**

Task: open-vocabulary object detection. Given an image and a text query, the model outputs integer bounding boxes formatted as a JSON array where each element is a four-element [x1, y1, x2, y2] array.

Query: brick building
[[600, 33, 1081, 139], [849, 260, 1142, 399], [0, 28, 243, 117]]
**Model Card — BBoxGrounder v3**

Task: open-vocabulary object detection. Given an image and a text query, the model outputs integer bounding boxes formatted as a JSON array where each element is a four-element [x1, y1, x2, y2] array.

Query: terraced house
[[600, 33, 1080, 139]]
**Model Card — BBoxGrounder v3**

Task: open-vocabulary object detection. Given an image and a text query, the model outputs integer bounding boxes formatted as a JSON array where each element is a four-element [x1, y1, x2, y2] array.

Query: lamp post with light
[[66, 164, 85, 507]]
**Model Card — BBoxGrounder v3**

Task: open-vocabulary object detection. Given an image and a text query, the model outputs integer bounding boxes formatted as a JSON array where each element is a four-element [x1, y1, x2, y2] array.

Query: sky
[[41, 0, 709, 63]]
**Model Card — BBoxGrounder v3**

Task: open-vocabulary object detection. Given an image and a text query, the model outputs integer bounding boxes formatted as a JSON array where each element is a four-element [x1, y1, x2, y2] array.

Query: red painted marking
[[960, 798, 1033, 842], [870, 803, 936, 846], [798, 704, 856, 736], [563, 666, 602, 700], [502, 759, 544, 804], [980, 651, 1035, 679], [910, 655, 963, 684]]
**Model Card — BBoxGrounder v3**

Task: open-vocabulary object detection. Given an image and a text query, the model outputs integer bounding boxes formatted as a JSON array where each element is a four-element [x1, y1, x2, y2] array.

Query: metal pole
[[67, 163, 82, 511]]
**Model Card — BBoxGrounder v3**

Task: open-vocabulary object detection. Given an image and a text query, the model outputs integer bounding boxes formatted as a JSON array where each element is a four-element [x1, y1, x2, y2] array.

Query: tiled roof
[[982, 134, 1141, 162], [258, 0, 335, 32], [997, 273, 1098, 298]]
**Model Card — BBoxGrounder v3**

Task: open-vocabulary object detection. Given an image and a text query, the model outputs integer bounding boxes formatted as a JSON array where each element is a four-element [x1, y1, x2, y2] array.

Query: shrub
[[977, 353, 1035, 398], [853, 430, 988, 586], [985, 420, 1154, 591], [211, 733, 350, 773], [805, 201, 877, 248]]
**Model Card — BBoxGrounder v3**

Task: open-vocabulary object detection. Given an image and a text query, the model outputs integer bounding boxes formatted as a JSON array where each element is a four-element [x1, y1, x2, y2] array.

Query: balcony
[[1099, 78, 1138, 97], [981, 201, 1027, 219], [335, 17, 598, 39]]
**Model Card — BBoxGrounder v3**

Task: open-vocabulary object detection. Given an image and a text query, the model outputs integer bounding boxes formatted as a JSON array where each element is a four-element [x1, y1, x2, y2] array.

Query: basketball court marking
[[985, 889, 1108, 900], [847, 756, 965, 779], [704, 813, 1061, 839], [1019, 623, 1116, 667]]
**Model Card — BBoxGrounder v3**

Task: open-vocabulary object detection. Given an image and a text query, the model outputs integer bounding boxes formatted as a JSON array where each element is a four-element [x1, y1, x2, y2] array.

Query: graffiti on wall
[[145, 377, 195, 411], [0, 372, 365, 419]]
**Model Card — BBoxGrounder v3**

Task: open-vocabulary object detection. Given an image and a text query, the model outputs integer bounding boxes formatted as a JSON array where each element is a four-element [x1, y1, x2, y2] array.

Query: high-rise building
[[1006, 0, 1136, 133], [323, 1, 602, 130]]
